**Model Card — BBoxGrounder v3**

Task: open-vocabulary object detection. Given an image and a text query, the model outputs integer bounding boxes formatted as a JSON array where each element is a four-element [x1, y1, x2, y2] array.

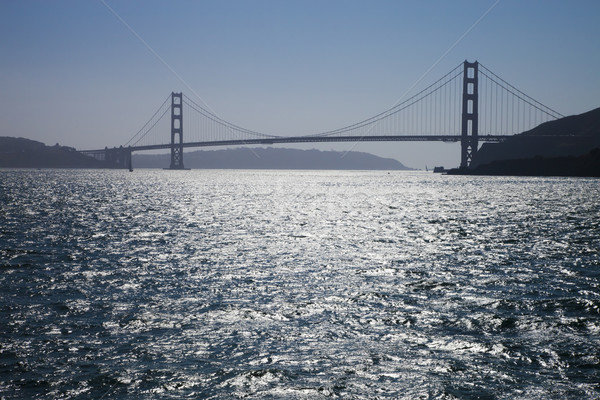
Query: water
[[1, 169, 599, 399]]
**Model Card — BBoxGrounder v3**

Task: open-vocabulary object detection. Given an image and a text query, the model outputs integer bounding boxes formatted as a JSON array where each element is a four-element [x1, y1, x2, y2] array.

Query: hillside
[[471, 107, 600, 168], [133, 147, 412, 170], [448, 147, 600, 177], [0, 137, 411, 170], [0, 137, 105, 168]]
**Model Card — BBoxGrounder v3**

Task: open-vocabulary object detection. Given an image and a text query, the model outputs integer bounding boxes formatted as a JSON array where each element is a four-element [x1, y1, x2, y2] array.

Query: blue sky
[[1, 0, 599, 168]]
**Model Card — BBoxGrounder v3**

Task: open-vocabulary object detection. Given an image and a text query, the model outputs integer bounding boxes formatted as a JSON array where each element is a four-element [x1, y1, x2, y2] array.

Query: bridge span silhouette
[[81, 61, 563, 170]]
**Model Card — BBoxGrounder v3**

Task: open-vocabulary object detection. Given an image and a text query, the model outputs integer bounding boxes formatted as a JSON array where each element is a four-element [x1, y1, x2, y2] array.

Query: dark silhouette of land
[[0, 137, 107, 168], [133, 147, 412, 170], [0, 137, 411, 170], [447, 148, 600, 177], [449, 107, 600, 177]]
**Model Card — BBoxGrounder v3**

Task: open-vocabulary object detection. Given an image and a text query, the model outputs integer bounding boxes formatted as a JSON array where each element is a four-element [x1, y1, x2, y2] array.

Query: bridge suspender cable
[[308, 64, 464, 137], [117, 61, 564, 149], [478, 64, 563, 119], [124, 93, 172, 147], [181, 94, 279, 139]]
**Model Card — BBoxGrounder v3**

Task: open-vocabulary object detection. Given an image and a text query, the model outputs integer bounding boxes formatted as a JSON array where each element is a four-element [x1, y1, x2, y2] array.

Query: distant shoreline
[[132, 147, 413, 170], [0, 137, 413, 171]]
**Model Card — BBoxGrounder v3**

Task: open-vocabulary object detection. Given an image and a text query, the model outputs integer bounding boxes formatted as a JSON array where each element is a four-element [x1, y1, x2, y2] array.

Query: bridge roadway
[[82, 134, 510, 154]]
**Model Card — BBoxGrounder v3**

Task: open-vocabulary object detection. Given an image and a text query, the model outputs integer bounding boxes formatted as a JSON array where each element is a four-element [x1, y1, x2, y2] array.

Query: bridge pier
[[104, 146, 133, 169], [460, 61, 479, 168]]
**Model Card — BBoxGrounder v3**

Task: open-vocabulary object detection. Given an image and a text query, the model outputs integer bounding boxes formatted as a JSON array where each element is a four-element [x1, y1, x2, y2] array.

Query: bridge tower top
[[460, 61, 479, 168], [169, 92, 185, 169]]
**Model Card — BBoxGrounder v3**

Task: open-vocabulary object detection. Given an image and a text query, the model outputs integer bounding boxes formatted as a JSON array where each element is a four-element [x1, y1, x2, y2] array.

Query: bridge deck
[[81, 135, 509, 154]]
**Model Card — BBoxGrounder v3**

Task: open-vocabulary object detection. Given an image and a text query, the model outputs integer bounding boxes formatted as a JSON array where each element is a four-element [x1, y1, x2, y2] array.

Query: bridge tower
[[460, 61, 479, 168], [169, 92, 185, 169]]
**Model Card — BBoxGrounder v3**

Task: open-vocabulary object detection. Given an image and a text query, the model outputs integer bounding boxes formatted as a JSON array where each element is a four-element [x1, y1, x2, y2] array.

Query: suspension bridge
[[81, 61, 564, 170]]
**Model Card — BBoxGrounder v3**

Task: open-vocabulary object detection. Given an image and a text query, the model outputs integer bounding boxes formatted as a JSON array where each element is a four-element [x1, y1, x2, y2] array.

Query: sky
[[1, 0, 599, 168]]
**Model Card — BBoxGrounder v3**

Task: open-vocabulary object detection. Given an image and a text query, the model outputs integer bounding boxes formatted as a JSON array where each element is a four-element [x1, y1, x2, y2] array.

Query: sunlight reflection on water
[[1, 169, 599, 399]]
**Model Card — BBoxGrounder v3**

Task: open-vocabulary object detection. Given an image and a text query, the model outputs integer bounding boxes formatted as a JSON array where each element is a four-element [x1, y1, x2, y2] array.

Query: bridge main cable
[[307, 63, 464, 137], [182, 63, 464, 141], [125, 93, 172, 147], [182, 94, 280, 139], [478, 63, 563, 119]]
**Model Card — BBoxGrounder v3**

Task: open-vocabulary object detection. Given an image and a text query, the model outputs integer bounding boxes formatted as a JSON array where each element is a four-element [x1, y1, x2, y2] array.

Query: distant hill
[[472, 107, 600, 168], [133, 147, 412, 170], [0, 137, 411, 170], [0, 137, 105, 168]]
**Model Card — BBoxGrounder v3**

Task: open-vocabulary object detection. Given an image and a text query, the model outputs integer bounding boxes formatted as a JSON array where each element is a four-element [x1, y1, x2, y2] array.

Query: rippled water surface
[[1, 169, 599, 399]]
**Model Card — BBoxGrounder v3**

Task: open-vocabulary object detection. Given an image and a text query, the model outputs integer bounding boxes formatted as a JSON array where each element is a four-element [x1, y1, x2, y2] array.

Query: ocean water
[[1, 169, 599, 399]]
